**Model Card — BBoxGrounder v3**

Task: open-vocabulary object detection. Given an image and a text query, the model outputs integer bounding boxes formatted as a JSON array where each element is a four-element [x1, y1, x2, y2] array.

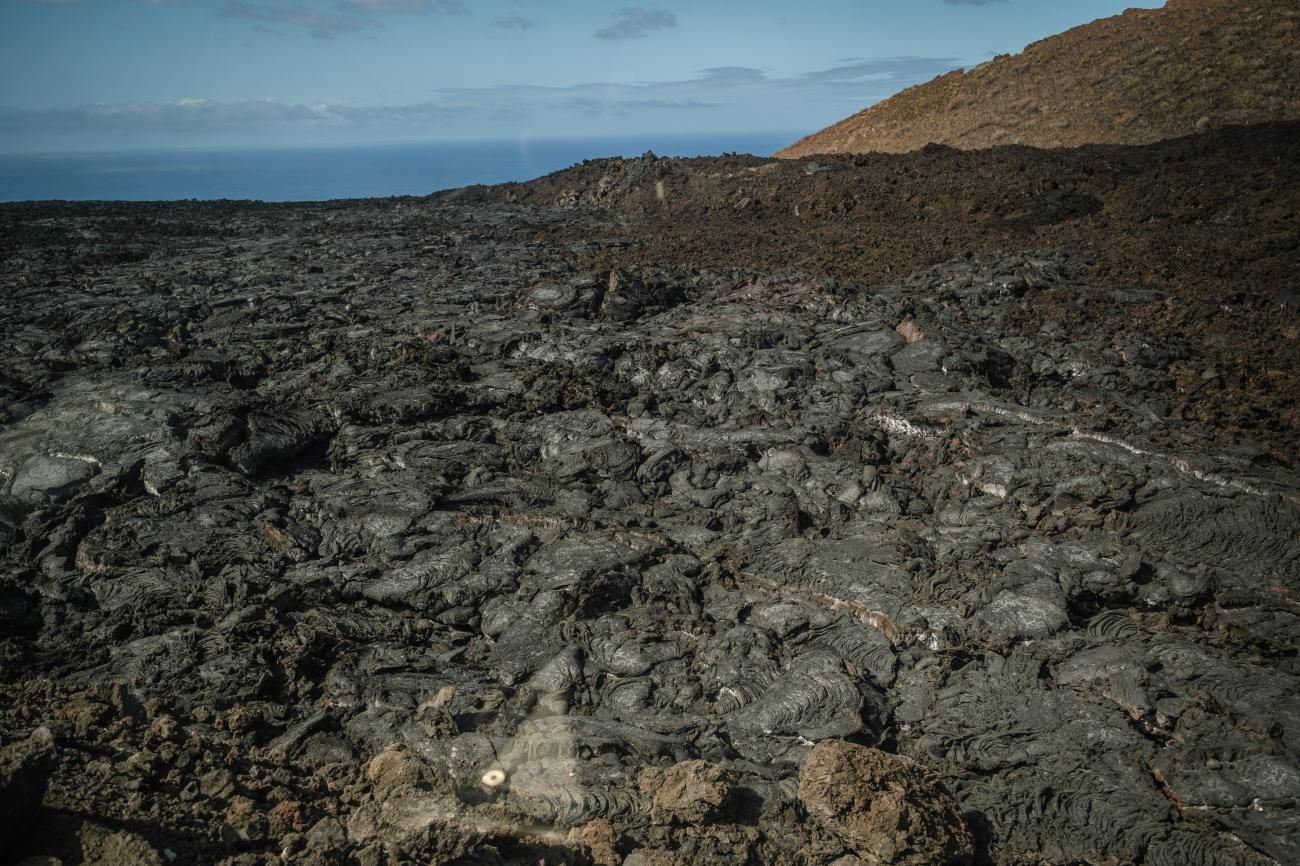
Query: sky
[[0, 0, 1165, 153]]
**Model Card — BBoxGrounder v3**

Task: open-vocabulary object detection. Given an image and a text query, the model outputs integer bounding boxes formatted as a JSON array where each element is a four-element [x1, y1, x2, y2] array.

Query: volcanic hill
[[777, 0, 1300, 157]]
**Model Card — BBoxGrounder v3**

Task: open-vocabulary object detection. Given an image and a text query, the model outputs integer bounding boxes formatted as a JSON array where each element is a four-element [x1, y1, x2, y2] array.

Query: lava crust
[[1, 126, 1299, 866]]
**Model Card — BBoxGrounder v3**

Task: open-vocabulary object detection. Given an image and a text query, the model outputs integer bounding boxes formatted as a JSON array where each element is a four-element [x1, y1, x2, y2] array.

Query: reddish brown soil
[[777, 0, 1299, 157], [444, 120, 1300, 459]]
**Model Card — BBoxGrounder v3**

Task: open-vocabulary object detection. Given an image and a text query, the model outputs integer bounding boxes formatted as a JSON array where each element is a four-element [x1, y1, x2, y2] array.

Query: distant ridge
[[777, 0, 1299, 157]]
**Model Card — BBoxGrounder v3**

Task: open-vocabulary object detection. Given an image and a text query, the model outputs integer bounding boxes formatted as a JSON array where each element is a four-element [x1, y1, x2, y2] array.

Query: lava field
[[1, 125, 1299, 866]]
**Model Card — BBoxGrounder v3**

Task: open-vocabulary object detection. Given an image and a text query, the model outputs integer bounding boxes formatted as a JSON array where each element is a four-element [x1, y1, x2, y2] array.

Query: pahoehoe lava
[[1, 123, 1299, 866]]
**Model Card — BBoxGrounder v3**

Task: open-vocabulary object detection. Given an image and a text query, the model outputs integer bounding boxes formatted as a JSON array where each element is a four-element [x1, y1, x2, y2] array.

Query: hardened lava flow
[[2, 124, 1299, 866]]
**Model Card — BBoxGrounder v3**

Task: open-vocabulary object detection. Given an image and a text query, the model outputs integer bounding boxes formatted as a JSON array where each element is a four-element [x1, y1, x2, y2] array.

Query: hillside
[[777, 0, 1299, 157]]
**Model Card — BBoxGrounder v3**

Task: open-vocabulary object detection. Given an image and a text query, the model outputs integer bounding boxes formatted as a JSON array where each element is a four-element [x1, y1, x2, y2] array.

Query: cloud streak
[[596, 6, 676, 40], [219, 2, 380, 39], [803, 57, 969, 81], [337, 0, 467, 15], [217, 0, 468, 38], [0, 57, 961, 151], [0, 97, 469, 134], [491, 15, 535, 30], [24, 0, 188, 4]]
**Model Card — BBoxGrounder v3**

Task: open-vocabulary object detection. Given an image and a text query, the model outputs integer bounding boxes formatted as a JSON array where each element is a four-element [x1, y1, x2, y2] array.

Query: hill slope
[[778, 0, 1299, 157]]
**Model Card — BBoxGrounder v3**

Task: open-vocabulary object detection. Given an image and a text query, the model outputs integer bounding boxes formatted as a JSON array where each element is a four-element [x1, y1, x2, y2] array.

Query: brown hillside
[[777, 0, 1299, 157]]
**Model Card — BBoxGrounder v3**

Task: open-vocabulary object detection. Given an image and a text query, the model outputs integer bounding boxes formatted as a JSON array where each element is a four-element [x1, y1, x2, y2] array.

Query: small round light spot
[[480, 769, 507, 789]]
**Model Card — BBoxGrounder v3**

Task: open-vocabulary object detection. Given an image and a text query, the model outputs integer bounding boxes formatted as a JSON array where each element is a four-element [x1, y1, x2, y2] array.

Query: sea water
[[0, 132, 800, 203]]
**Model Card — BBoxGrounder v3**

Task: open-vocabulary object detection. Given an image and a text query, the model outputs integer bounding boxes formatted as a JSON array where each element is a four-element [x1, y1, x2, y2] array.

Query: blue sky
[[0, 0, 1163, 152]]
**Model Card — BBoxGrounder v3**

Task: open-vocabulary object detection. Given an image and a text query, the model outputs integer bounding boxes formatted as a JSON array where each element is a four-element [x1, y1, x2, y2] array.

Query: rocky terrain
[[2, 121, 1299, 866], [462, 121, 1300, 459], [778, 0, 1300, 157]]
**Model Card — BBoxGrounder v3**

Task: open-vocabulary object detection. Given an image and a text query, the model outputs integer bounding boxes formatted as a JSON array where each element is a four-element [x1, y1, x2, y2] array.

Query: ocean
[[0, 132, 800, 203]]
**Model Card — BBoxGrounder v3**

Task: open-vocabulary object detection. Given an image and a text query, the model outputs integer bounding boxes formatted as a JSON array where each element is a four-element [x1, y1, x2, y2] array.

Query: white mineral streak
[[50, 451, 103, 466], [1071, 429, 1284, 500], [873, 412, 938, 440]]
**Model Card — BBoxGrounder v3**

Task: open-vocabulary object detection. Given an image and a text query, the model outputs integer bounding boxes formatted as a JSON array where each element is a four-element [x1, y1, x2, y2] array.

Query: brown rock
[[364, 743, 434, 790], [270, 799, 311, 832], [94, 831, 165, 866], [638, 760, 734, 824], [72, 821, 164, 866], [224, 705, 259, 735], [567, 818, 620, 866], [147, 714, 178, 741], [895, 319, 926, 345], [798, 740, 973, 866]]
